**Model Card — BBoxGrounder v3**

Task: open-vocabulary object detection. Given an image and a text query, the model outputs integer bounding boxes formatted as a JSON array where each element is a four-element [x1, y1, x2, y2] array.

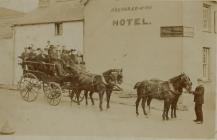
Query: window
[[202, 47, 210, 80], [214, 11, 217, 33], [55, 23, 63, 35], [203, 3, 211, 32]]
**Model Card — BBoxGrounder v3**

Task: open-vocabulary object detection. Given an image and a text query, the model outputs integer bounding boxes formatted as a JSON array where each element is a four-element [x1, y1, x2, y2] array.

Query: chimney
[[38, 0, 50, 8]]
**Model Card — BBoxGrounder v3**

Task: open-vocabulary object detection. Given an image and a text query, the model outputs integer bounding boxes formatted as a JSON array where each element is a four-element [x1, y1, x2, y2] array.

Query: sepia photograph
[[0, 0, 216, 139]]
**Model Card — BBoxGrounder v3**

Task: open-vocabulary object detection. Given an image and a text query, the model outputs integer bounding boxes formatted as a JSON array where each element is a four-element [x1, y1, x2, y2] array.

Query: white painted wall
[[14, 21, 84, 83], [84, 0, 183, 89], [182, 1, 217, 109], [0, 38, 13, 85], [84, 0, 216, 107]]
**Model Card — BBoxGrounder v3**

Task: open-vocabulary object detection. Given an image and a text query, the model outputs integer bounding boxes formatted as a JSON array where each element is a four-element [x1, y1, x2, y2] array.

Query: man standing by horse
[[191, 79, 204, 124]]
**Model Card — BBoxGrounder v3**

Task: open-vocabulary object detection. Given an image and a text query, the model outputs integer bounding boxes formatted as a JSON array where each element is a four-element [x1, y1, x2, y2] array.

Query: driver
[[48, 45, 66, 76]]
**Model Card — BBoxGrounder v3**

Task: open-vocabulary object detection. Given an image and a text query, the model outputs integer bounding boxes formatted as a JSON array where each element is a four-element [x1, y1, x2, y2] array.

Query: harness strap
[[168, 80, 176, 93]]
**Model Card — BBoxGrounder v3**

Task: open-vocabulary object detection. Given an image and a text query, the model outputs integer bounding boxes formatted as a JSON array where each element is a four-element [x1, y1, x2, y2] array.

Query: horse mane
[[169, 74, 182, 83], [169, 74, 184, 92], [103, 69, 121, 75], [102, 69, 122, 84]]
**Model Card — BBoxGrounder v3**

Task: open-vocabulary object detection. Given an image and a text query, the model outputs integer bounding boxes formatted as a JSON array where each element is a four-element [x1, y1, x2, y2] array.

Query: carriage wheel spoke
[[23, 89, 29, 99], [18, 73, 39, 102]]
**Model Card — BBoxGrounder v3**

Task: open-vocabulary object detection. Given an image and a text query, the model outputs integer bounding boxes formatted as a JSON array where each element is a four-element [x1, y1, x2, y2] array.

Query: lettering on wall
[[111, 6, 152, 27], [113, 18, 151, 26], [111, 6, 152, 13]]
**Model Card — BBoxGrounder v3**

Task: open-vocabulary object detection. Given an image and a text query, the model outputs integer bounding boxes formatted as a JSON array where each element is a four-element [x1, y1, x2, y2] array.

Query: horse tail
[[134, 82, 141, 89]]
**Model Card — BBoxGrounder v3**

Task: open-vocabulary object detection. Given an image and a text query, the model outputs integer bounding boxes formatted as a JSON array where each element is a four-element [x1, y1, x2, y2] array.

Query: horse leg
[[147, 96, 152, 113], [174, 97, 179, 118], [106, 89, 112, 109], [162, 100, 166, 120], [70, 90, 74, 106], [171, 105, 174, 118], [136, 96, 141, 116], [98, 91, 104, 111], [142, 97, 148, 116], [76, 90, 81, 105], [166, 101, 171, 120], [84, 90, 88, 105], [171, 100, 174, 118], [89, 91, 94, 105]]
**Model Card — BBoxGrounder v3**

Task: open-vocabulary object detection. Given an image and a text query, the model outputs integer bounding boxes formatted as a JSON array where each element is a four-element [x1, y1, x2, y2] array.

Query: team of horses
[[134, 73, 192, 120], [77, 70, 192, 121], [70, 69, 123, 111], [27, 59, 192, 120]]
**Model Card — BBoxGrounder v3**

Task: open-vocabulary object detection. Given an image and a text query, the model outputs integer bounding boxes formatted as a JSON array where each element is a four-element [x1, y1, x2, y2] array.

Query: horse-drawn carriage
[[17, 59, 85, 106], [17, 46, 123, 110]]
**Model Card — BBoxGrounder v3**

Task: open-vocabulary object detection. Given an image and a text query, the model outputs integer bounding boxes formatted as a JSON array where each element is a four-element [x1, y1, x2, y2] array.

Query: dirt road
[[0, 88, 215, 138]]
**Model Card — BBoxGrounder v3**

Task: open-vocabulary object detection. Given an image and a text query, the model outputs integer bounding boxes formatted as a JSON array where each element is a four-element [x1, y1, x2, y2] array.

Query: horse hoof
[[144, 113, 148, 116], [166, 117, 169, 120], [136, 112, 139, 116]]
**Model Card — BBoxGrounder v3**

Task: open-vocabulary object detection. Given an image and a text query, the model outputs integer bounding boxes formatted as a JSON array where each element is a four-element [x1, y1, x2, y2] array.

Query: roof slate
[[14, 2, 84, 26], [0, 7, 24, 39]]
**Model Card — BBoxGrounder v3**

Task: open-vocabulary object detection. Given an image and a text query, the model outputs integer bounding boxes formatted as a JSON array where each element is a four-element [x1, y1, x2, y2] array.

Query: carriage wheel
[[70, 88, 84, 103], [44, 82, 62, 106], [18, 73, 40, 102]]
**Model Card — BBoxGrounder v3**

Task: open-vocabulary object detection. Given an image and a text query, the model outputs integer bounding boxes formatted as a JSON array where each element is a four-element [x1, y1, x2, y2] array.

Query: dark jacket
[[193, 85, 204, 104]]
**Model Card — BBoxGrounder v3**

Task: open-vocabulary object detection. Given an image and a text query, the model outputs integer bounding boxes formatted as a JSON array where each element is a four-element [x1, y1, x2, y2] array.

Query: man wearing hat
[[191, 79, 205, 124], [46, 40, 51, 49], [28, 45, 36, 60], [19, 47, 29, 61], [48, 45, 66, 76], [35, 48, 46, 62]]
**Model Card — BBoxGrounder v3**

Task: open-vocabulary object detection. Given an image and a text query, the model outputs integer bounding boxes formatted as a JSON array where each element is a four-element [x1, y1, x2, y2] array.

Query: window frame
[[55, 22, 63, 36], [202, 47, 210, 81], [203, 3, 212, 33]]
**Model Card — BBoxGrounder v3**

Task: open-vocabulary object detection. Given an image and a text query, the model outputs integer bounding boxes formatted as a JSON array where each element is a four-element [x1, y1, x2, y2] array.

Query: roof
[[0, 7, 24, 39], [14, 2, 84, 26], [0, 7, 24, 19]]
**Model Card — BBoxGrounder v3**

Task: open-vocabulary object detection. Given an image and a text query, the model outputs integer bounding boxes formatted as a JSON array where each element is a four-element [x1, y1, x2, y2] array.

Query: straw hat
[[0, 120, 15, 135]]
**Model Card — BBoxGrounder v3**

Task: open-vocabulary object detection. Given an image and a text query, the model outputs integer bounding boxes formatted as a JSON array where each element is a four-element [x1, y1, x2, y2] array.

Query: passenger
[[19, 47, 29, 61], [45, 40, 51, 49], [35, 48, 46, 62], [48, 45, 66, 76], [43, 48, 49, 63], [19, 47, 30, 70], [28, 46, 37, 61]]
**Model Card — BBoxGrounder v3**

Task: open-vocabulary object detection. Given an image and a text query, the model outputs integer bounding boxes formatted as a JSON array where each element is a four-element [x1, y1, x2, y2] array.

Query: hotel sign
[[111, 6, 152, 27], [112, 18, 151, 26]]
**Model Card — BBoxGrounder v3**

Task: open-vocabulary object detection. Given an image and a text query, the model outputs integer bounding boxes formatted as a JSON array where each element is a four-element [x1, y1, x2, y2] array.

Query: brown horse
[[134, 73, 192, 120], [82, 69, 123, 109], [72, 72, 106, 111]]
